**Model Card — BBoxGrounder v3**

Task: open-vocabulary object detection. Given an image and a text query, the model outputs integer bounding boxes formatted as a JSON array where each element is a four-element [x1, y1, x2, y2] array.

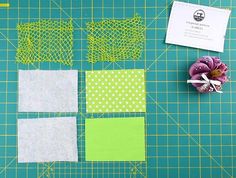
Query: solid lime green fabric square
[[85, 117, 145, 161], [85, 69, 146, 113]]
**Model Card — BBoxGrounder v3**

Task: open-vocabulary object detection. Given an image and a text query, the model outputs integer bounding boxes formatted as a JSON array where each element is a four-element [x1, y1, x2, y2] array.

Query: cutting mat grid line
[[0, 0, 236, 178]]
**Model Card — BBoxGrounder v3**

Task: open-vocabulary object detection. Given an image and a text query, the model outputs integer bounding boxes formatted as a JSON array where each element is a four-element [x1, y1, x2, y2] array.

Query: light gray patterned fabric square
[[18, 70, 78, 112], [18, 117, 78, 163]]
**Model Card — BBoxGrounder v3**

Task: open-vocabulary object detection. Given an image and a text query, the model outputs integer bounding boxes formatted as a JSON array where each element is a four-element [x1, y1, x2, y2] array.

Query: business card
[[166, 1, 231, 52]]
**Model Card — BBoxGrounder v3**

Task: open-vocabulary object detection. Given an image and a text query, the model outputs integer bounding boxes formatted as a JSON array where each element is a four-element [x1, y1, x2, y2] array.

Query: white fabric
[[18, 70, 78, 112], [18, 117, 78, 163]]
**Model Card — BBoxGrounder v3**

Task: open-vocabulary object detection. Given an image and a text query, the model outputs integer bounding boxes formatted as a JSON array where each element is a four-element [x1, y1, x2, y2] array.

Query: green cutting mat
[[0, 0, 236, 177]]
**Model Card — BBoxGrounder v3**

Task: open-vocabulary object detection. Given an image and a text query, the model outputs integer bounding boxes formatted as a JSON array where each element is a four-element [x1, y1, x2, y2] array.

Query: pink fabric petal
[[214, 74, 228, 84], [196, 56, 214, 69], [189, 62, 211, 76], [212, 56, 221, 63], [218, 63, 228, 72], [212, 56, 222, 69]]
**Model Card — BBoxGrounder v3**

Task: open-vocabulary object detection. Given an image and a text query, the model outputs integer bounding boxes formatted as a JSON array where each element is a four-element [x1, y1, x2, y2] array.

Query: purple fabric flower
[[188, 56, 228, 93]]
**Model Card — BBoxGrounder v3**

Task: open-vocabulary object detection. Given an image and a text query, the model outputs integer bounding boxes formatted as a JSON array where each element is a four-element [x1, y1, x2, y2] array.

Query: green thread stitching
[[16, 19, 73, 66], [86, 15, 145, 63]]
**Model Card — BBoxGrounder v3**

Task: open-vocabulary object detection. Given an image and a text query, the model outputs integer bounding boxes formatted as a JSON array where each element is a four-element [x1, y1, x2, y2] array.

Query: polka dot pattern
[[86, 69, 146, 113]]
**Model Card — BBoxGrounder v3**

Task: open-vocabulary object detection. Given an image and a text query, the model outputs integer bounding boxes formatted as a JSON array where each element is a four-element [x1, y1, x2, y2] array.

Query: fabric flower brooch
[[187, 56, 228, 93]]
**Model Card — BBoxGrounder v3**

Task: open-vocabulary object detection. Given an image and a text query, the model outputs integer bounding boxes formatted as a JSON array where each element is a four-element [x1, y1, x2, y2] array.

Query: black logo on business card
[[193, 9, 205, 22]]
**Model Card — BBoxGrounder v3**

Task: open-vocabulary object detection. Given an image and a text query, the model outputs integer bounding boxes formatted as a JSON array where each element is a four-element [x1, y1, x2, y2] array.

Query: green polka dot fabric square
[[85, 69, 146, 113]]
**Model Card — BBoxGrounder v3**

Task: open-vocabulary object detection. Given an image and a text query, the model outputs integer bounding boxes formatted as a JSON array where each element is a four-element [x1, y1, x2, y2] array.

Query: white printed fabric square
[[85, 69, 146, 113], [18, 117, 78, 163], [18, 70, 78, 112]]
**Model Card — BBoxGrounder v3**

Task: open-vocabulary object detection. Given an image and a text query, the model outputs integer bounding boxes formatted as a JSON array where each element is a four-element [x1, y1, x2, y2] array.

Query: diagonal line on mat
[[146, 0, 174, 28], [37, 163, 55, 178], [144, 0, 174, 71], [51, 0, 87, 35], [147, 94, 232, 177], [0, 157, 16, 175], [0, 32, 38, 69], [129, 162, 147, 177], [146, 45, 172, 71], [0, 31, 17, 48]]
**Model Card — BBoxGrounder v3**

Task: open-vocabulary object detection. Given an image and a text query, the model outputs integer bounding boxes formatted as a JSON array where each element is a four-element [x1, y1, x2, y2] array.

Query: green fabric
[[86, 15, 145, 63], [16, 19, 73, 66], [85, 69, 146, 113], [85, 117, 145, 161]]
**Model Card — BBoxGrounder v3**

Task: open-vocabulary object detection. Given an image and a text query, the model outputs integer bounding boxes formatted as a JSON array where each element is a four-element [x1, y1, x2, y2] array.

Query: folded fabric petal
[[189, 62, 211, 76], [196, 56, 214, 69]]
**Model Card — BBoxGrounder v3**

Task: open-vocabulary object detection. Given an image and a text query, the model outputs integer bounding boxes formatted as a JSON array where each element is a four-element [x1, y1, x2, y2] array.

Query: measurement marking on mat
[[0, 3, 10, 7]]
